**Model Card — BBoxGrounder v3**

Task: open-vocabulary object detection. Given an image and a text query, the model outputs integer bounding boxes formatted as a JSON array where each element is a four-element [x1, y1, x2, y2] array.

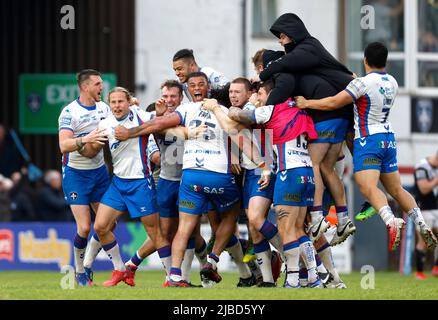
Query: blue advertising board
[[0, 223, 149, 271]]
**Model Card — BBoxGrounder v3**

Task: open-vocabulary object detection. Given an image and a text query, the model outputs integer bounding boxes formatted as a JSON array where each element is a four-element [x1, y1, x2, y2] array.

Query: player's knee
[[247, 214, 264, 230], [320, 161, 335, 177], [77, 223, 92, 236], [93, 222, 109, 237]]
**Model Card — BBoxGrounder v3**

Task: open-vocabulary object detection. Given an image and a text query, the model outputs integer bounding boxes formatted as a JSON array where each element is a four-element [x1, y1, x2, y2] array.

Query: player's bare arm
[[114, 113, 181, 141], [59, 127, 108, 155], [202, 99, 246, 132], [161, 125, 207, 140], [295, 91, 353, 111], [227, 107, 256, 125]]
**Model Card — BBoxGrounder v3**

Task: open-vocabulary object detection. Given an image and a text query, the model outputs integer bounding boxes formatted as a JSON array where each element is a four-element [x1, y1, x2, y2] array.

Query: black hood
[[262, 50, 285, 68], [270, 13, 311, 44]]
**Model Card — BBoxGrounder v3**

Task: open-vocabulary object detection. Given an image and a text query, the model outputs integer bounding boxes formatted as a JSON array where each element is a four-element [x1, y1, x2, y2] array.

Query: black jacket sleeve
[[260, 44, 321, 81], [266, 73, 297, 105]]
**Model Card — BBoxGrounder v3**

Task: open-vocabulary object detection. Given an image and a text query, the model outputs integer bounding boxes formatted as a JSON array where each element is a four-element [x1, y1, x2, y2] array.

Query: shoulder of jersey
[[97, 101, 110, 110], [243, 102, 256, 111], [200, 66, 216, 77], [61, 100, 78, 112]]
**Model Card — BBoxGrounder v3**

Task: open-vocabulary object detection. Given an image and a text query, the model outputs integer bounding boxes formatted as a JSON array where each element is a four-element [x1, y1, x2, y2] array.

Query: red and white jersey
[[253, 104, 312, 172], [99, 106, 154, 179], [176, 102, 232, 174], [345, 71, 398, 139], [58, 99, 110, 170]]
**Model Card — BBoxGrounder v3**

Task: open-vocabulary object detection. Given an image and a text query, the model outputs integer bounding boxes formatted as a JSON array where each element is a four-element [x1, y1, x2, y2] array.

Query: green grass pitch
[[0, 271, 437, 300]]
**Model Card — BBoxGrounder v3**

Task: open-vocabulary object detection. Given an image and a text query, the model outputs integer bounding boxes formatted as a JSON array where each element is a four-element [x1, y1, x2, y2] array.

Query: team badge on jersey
[[69, 192, 78, 201]]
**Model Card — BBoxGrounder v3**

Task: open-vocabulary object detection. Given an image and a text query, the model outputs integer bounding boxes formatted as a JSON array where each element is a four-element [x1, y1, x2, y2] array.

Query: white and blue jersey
[[58, 98, 110, 170], [99, 106, 158, 217], [175, 102, 240, 214], [176, 102, 232, 174], [156, 132, 184, 181], [240, 102, 259, 171], [98, 106, 154, 179], [182, 66, 229, 101], [345, 71, 397, 139], [58, 98, 111, 205], [155, 130, 184, 218], [345, 72, 399, 173]]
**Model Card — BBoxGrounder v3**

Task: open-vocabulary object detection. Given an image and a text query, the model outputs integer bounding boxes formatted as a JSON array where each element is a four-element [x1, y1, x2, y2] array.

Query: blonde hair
[[107, 86, 132, 102]]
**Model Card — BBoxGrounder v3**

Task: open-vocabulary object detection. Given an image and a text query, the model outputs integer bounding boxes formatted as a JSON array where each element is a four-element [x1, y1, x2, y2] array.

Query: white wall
[[135, 0, 437, 172], [136, 0, 242, 106], [246, 0, 339, 77]]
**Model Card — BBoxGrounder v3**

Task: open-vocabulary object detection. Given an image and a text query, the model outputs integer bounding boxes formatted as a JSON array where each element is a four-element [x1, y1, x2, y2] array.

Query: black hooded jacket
[[259, 13, 354, 93], [262, 50, 353, 123]]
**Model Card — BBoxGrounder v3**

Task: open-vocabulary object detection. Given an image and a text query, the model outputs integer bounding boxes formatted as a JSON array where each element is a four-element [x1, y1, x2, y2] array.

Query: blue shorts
[[311, 118, 350, 144], [179, 169, 240, 215], [100, 175, 158, 219], [62, 165, 110, 205], [273, 167, 314, 207], [353, 133, 398, 174], [157, 178, 179, 218], [242, 169, 275, 209]]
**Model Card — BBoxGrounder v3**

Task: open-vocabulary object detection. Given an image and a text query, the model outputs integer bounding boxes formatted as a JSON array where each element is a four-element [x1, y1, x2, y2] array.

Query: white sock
[[300, 240, 318, 283], [379, 206, 395, 225], [181, 248, 195, 282], [310, 210, 323, 225], [268, 233, 284, 256], [284, 247, 300, 286], [207, 256, 219, 269], [195, 247, 207, 266], [227, 242, 252, 279], [316, 257, 328, 274], [83, 235, 102, 269], [104, 243, 125, 271], [407, 208, 426, 226], [248, 260, 262, 280], [160, 256, 172, 276], [318, 245, 341, 283], [256, 251, 274, 283], [74, 247, 86, 273], [336, 208, 349, 227]]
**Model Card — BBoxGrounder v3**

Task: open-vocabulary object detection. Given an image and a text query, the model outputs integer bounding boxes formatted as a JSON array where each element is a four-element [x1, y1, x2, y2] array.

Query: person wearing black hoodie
[[259, 13, 354, 93], [250, 49, 352, 288]]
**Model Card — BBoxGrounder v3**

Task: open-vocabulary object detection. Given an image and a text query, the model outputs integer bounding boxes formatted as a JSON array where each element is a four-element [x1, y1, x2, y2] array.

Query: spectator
[[9, 169, 37, 221], [0, 174, 13, 221], [36, 170, 72, 221], [0, 124, 23, 178]]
